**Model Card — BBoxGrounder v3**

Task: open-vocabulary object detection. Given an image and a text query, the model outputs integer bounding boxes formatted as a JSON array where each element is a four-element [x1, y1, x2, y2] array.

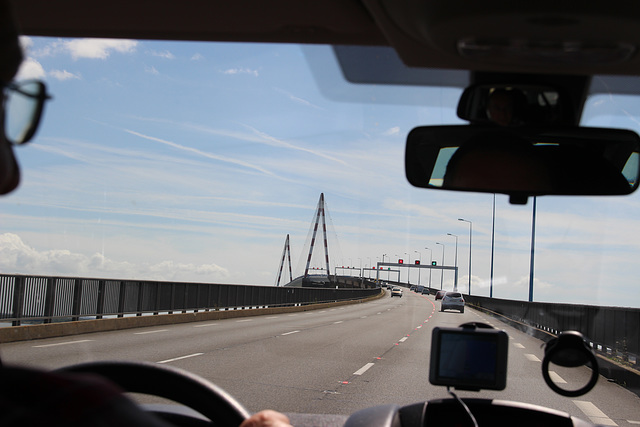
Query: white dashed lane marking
[[193, 323, 219, 328], [353, 363, 375, 376], [514, 343, 525, 348], [524, 354, 541, 362], [134, 329, 168, 335], [281, 330, 300, 336], [399, 337, 408, 343], [157, 353, 203, 364], [573, 401, 617, 426], [33, 339, 94, 348], [548, 371, 567, 384]]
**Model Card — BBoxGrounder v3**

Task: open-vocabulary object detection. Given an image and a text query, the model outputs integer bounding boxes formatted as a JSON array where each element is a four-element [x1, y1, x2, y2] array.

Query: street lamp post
[[435, 242, 445, 289], [458, 218, 472, 295], [447, 233, 458, 291], [425, 247, 432, 288], [414, 250, 421, 285], [404, 252, 411, 285]]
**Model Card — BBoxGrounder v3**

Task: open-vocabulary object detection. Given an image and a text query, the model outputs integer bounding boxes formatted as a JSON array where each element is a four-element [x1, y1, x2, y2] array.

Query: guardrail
[[464, 294, 639, 367], [0, 274, 380, 326]]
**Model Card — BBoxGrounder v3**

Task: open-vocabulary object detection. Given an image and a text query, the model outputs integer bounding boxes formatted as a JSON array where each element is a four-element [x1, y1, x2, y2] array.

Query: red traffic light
[[398, 259, 403, 264], [415, 260, 420, 265]]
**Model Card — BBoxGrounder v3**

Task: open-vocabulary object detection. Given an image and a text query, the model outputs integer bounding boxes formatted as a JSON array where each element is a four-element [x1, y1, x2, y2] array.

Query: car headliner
[[12, 1, 640, 77]]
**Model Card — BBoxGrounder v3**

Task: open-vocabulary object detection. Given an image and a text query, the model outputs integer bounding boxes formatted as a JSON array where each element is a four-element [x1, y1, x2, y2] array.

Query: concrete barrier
[[0, 289, 385, 343]]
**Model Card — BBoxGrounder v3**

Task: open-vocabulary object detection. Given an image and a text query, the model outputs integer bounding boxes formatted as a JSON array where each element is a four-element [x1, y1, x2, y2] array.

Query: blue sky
[[1, 37, 640, 308]]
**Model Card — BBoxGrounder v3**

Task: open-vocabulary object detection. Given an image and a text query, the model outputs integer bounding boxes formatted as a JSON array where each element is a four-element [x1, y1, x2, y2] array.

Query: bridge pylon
[[303, 193, 331, 280], [275, 234, 293, 287]]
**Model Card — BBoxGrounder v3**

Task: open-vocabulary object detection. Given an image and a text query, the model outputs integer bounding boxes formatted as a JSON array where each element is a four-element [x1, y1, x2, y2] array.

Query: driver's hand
[[240, 410, 292, 427]]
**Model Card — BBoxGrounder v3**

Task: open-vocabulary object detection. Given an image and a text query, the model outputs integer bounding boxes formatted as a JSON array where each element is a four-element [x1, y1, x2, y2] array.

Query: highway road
[[2, 289, 640, 425]]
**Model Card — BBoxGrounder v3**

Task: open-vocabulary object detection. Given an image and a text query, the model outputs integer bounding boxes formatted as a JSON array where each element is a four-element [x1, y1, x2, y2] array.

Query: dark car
[[435, 290, 447, 300]]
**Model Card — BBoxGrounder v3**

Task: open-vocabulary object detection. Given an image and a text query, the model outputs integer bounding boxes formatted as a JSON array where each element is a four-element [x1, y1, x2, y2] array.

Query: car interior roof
[[12, 1, 640, 76]]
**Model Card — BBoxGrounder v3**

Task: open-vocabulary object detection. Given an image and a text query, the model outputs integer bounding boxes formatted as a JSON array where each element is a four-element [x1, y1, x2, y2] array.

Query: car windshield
[[1, 38, 639, 423]]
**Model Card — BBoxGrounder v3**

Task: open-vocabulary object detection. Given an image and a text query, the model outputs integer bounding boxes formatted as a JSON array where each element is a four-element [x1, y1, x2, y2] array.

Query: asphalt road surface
[[2, 289, 639, 425]]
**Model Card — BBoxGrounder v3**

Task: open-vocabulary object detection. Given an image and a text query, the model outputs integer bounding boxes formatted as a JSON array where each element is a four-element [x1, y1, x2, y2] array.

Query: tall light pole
[[383, 253, 389, 281], [405, 252, 411, 285], [414, 250, 421, 285], [447, 233, 458, 291], [458, 218, 472, 295], [367, 257, 372, 278], [424, 247, 432, 288], [435, 242, 445, 289], [491, 194, 495, 298]]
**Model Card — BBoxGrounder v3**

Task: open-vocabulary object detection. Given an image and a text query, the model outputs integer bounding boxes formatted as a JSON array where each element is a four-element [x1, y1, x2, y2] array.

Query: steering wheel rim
[[56, 360, 251, 426]]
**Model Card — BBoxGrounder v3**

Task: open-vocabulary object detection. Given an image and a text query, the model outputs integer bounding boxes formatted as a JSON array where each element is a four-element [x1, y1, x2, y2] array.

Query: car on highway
[[409, 285, 417, 292], [440, 292, 465, 313], [390, 287, 403, 298], [421, 287, 430, 296], [2, 1, 640, 426]]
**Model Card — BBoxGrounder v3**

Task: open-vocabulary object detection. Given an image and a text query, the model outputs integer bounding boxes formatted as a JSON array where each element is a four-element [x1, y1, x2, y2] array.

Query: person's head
[[486, 89, 518, 127], [0, 0, 23, 194], [0, 0, 50, 195]]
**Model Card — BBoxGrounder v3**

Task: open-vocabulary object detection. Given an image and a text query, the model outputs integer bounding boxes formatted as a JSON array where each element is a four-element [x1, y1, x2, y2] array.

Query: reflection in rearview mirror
[[405, 125, 640, 204]]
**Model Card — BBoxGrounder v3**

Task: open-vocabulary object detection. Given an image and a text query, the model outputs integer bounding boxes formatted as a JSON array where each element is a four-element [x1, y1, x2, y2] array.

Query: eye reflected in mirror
[[405, 125, 640, 204]]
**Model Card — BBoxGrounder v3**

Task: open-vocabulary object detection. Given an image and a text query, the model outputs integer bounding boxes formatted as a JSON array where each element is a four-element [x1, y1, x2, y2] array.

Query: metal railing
[[0, 274, 380, 326], [465, 294, 640, 367]]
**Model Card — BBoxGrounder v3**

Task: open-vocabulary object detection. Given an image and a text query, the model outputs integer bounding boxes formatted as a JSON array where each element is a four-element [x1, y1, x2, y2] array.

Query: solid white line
[[524, 354, 541, 362], [399, 337, 408, 342], [627, 420, 640, 425], [281, 330, 300, 336], [33, 339, 94, 348], [266, 316, 279, 319], [236, 319, 253, 323], [193, 323, 219, 328], [514, 343, 525, 348], [548, 371, 567, 384], [573, 401, 618, 426], [134, 329, 169, 335], [288, 314, 297, 317], [157, 353, 204, 364], [353, 362, 375, 376]]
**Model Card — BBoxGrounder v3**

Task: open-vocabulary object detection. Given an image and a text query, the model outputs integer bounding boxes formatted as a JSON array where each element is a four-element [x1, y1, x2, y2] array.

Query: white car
[[441, 292, 465, 313], [391, 287, 403, 297]]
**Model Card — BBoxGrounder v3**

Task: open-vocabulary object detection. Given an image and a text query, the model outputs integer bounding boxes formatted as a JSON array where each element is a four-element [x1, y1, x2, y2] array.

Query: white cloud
[[149, 50, 175, 60], [19, 36, 33, 52], [222, 67, 259, 77], [145, 65, 160, 75], [49, 69, 81, 81], [191, 53, 204, 61], [63, 39, 138, 60], [383, 126, 400, 136], [15, 57, 46, 80], [0, 233, 229, 281]]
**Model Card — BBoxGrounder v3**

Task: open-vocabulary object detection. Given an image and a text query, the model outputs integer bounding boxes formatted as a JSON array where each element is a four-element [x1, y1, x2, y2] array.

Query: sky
[[1, 36, 640, 308]]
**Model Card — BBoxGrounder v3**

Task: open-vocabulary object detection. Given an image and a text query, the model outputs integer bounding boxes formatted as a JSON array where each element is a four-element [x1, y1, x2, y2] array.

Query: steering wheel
[[57, 360, 251, 426]]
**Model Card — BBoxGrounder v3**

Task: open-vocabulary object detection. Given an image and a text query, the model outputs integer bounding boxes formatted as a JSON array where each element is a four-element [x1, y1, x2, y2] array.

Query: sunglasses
[[3, 79, 52, 145]]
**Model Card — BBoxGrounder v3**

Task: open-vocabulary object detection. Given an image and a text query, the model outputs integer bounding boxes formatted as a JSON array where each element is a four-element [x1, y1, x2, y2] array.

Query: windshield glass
[[1, 38, 639, 422]]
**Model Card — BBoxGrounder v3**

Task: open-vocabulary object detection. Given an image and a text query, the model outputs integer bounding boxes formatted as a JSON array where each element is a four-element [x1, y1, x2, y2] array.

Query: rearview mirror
[[405, 125, 640, 204]]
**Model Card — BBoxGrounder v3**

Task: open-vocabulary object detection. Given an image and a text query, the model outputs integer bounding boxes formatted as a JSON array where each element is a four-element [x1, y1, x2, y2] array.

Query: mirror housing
[[405, 125, 640, 204]]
